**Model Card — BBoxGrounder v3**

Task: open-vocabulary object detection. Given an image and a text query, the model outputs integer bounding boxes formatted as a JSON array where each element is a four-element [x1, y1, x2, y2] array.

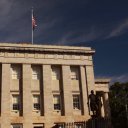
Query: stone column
[[1, 63, 11, 128], [80, 66, 89, 116], [22, 64, 33, 128], [62, 65, 73, 116], [101, 96, 105, 117], [85, 65, 95, 94], [85, 65, 95, 116], [103, 92, 111, 118], [43, 65, 53, 128]]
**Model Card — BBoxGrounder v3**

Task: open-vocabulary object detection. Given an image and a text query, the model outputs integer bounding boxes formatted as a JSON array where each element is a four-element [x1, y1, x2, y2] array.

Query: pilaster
[[62, 65, 73, 117], [22, 64, 33, 128], [103, 92, 111, 118], [1, 63, 11, 128], [42, 65, 53, 128], [80, 66, 89, 117], [101, 96, 105, 117], [85, 65, 95, 94]]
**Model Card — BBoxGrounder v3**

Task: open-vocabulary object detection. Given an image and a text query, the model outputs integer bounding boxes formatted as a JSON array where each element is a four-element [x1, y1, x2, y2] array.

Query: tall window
[[12, 95, 20, 111], [11, 124, 22, 128], [11, 65, 21, 79], [33, 95, 40, 110], [53, 95, 61, 110], [70, 67, 79, 80], [32, 66, 40, 80], [51, 66, 60, 80], [73, 95, 80, 110]]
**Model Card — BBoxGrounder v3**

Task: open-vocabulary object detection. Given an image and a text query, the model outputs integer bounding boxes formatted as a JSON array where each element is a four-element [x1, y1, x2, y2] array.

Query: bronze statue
[[88, 90, 97, 116]]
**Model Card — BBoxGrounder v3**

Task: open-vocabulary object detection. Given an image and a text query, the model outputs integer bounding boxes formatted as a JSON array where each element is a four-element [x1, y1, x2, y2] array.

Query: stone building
[[0, 43, 110, 128]]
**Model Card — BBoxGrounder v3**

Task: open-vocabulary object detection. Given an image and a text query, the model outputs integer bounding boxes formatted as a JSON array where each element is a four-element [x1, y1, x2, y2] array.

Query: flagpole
[[31, 7, 34, 44]]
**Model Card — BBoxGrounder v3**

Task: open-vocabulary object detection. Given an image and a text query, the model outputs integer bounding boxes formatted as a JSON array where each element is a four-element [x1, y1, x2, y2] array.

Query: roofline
[[95, 78, 111, 83], [0, 43, 95, 54]]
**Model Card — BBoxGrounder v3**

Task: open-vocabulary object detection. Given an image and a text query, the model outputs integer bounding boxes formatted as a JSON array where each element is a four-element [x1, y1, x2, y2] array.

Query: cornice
[[0, 43, 95, 55], [95, 78, 110, 83]]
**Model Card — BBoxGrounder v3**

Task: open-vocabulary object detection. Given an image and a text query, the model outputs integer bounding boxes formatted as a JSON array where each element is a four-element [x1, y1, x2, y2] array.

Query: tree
[[109, 82, 128, 128]]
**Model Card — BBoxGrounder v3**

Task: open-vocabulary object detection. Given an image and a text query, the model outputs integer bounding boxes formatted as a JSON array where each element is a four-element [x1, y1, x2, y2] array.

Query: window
[[53, 95, 61, 110], [70, 67, 79, 80], [32, 66, 41, 80], [74, 124, 82, 128], [74, 122, 85, 128], [11, 124, 22, 128], [73, 95, 80, 109], [33, 95, 40, 110], [54, 123, 65, 128], [12, 95, 20, 111], [11, 65, 21, 79], [51, 67, 60, 80]]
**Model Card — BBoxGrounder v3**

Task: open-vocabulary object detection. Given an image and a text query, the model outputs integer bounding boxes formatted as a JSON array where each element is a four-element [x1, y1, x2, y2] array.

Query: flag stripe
[[32, 14, 37, 30]]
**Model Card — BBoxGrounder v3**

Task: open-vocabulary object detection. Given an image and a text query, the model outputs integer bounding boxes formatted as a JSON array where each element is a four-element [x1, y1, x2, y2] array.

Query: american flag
[[32, 14, 37, 30]]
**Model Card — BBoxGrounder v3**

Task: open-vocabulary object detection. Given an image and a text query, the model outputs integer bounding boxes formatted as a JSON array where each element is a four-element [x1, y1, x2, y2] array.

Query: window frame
[[32, 66, 41, 80], [33, 94, 41, 111], [11, 124, 22, 128], [12, 94, 20, 111], [51, 66, 60, 80], [73, 95, 81, 110], [53, 95, 61, 111], [11, 65, 21, 80], [70, 67, 79, 80], [33, 123, 44, 128]]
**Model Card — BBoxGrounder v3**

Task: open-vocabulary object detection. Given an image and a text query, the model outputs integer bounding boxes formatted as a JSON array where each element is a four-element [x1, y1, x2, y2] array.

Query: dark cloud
[[0, 0, 128, 83], [0, 0, 128, 44]]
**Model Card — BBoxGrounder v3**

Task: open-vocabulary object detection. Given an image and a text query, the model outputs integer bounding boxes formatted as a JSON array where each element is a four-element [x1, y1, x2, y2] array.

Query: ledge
[[95, 78, 110, 83], [0, 43, 95, 54]]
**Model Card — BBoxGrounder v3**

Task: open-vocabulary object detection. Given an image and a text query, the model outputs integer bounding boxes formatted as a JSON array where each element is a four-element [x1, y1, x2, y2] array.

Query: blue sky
[[0, 0, 128, 84]]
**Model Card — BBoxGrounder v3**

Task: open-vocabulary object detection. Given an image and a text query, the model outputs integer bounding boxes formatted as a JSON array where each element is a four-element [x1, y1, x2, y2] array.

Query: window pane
[[13, 104, 19, 110], [11, 65, 21, 79], [12, 95, 20, 110], [52, 67, 60, 80], [33, 95, 40, 110], [73, 95, 80, 109], [34, 103, 40, 110], [12, 124, 22, 128], [55, 124, 65, 128], [53, 95, 61, 110], [32, 66, 40, 80], [70, 67, 79, 80]]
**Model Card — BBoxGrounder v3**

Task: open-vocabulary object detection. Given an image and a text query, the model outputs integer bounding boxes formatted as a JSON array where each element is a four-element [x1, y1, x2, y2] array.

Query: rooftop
[[0, 42, 95, 54]]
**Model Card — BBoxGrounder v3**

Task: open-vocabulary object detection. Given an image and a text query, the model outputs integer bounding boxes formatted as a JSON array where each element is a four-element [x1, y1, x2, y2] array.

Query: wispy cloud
[[0, 0, 128, 44], [96, 74, 128, 85], [106, 19, 128, 38], [55, 26, 102, 45]]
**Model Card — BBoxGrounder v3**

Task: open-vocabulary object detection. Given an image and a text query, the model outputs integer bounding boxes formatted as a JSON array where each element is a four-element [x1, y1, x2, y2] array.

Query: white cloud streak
[[56, 26, 102, 45], [106, 19, 128, 38], [96, 74, 128, 85], [0, 0, 128, 44]]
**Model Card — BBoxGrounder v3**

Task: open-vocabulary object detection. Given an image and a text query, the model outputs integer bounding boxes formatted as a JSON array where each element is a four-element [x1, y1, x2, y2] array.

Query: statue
[[88, 90, 97, 116]]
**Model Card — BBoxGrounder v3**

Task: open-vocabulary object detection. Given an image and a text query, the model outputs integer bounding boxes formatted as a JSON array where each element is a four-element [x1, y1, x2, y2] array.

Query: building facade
[[0, 43, 110, 128]]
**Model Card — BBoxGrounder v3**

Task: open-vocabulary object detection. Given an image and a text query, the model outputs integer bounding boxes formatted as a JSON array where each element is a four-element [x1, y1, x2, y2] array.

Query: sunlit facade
[[0, 43, 110, 128]]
